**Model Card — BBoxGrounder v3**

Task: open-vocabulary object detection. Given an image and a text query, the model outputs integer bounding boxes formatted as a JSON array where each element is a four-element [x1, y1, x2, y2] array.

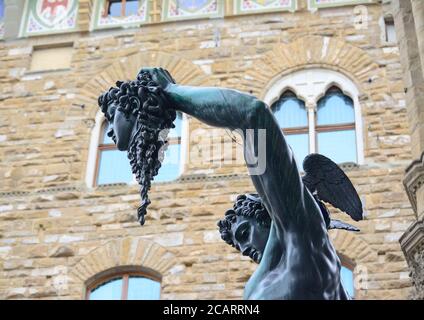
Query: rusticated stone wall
[[390, 0, 424, 301], [0, 1, 417, 299]]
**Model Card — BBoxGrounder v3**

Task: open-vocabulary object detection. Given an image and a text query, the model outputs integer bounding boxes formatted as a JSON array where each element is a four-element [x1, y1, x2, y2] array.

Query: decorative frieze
[[20, 0, 79, 37], [399, 220, 424, 299], [409, 248, 424, 300], [308, 0, 374, 10], [161, 0, 223, 21], [10, 0, 381, 38]]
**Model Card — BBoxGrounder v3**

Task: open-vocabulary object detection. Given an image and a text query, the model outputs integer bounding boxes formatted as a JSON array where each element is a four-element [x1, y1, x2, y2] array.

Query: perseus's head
[[217, 194, 271, 263]]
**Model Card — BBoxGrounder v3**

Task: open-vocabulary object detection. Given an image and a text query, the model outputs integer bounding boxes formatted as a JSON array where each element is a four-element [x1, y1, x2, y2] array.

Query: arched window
[[104, 0, 140, 17], [265, 68, 364, 165], [271, 91, 309, 165], [96, 121, 133, 185], [316, 87, 356, 163], [154, 112, 183, 182], [87, 271, 161, 300], [339, 254, 355, 298], [87, 111, 185, 187], [383, 16, 396, 43], [341, 265, 355, 298]]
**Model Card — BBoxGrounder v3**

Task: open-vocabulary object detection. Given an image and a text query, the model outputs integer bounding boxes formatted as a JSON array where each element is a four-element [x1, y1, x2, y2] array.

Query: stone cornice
[[0, 173, 251, 199], [403, 151, 424, 214], [399, 219, 424, 259], [0, 163, 363, 199]]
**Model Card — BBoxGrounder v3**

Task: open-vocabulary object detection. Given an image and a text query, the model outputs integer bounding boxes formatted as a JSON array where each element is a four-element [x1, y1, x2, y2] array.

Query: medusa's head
[[97, 70, 176, 225], [217, 194, 271, 263]]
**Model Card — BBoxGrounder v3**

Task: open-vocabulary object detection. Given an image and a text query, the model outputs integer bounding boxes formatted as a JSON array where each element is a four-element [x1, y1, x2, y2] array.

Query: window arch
[[86, 267, 161, 300], [264, 68, 364, 165], [86, 110, 186, 187]]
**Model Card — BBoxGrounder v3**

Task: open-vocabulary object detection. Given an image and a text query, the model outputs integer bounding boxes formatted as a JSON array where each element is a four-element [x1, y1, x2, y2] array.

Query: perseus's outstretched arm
[[141, 66, 324, 234], [163, 83, 325, 235], [166, 84, 261, 130]]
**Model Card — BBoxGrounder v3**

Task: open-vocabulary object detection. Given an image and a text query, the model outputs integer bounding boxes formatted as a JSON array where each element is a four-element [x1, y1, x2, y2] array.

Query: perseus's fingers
[[161, 68, 176, 84], [151, 87, 172, 110]]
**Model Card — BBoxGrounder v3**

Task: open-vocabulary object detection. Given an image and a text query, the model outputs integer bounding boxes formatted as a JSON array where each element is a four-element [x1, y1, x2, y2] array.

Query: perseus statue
[[98, 67, 363, 299]]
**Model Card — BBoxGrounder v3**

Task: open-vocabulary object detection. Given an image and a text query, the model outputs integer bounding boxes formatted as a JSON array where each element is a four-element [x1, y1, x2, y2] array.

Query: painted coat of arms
[[163, 0, 223, 20], [22, 0, 78, 36]]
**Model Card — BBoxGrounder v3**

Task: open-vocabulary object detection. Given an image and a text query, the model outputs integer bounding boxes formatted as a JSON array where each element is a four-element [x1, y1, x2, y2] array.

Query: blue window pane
[[155, 144, 181, 182], [272, 96, 307, 129], [317, 130, 357, 164], [0, 0, 4, 19], [98, 149, 133, 184], [90, 278, 122, 300], [341, 266, 354, 298], [102, 122, 114, 144], [285, 134, 309, 169], [127, 277, 161, 300], [109, 1, 123, 16], [317, 92, 354, 125], [125, 0, 139, 15], [168, 113, 182, 138]]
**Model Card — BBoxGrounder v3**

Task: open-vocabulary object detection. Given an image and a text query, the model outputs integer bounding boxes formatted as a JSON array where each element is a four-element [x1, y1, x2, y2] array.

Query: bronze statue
[[98, 67, 364, 300], [217, 154, 363, 300]]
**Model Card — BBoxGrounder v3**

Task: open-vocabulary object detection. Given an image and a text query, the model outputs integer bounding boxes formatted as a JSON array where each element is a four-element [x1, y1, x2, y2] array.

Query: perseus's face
[[231, 215, 270, 264], [105, 101, 137, 151]]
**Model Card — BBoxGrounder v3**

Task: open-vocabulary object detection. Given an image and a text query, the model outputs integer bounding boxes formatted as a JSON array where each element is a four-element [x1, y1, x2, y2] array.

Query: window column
[[306, 101, 316, 154]]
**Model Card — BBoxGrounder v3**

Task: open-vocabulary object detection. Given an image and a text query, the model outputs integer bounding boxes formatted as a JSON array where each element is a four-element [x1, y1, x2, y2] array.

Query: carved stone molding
[[400, 219, 424, 258], [399, 219, 424, 299], [0, 173, 251, 199], [409, 247, 424, 299], [403, 151, 424, 216]]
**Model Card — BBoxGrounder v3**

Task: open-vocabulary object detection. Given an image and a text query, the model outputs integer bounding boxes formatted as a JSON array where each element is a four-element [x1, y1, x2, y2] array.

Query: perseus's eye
[[240, 227, 249, 240], [107, 106, 116, 121], [235, 222, 250, 242]]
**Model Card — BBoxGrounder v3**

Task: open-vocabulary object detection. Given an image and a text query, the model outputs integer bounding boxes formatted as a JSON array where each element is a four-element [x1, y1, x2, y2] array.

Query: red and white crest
[[37, 0, 72, 26]]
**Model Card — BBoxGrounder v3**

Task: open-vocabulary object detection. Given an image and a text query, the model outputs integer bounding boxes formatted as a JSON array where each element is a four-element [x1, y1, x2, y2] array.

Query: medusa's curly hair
[[98, 70, 177, 225], [217, 194, 271, 250]]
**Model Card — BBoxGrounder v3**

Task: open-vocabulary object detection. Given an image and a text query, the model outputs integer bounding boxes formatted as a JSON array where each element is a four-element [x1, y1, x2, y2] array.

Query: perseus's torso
[[243, 222, 350, 300]]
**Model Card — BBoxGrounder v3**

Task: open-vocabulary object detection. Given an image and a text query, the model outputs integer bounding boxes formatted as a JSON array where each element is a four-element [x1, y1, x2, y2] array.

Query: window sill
[[339, 162, 359, 171], [24, 68, 72, 76], [95, 182, 134, 189]]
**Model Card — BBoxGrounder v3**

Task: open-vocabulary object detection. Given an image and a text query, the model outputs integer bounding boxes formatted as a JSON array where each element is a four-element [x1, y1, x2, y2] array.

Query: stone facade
[[388, 0, 424, 300], [0, 0, 418, 299]]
